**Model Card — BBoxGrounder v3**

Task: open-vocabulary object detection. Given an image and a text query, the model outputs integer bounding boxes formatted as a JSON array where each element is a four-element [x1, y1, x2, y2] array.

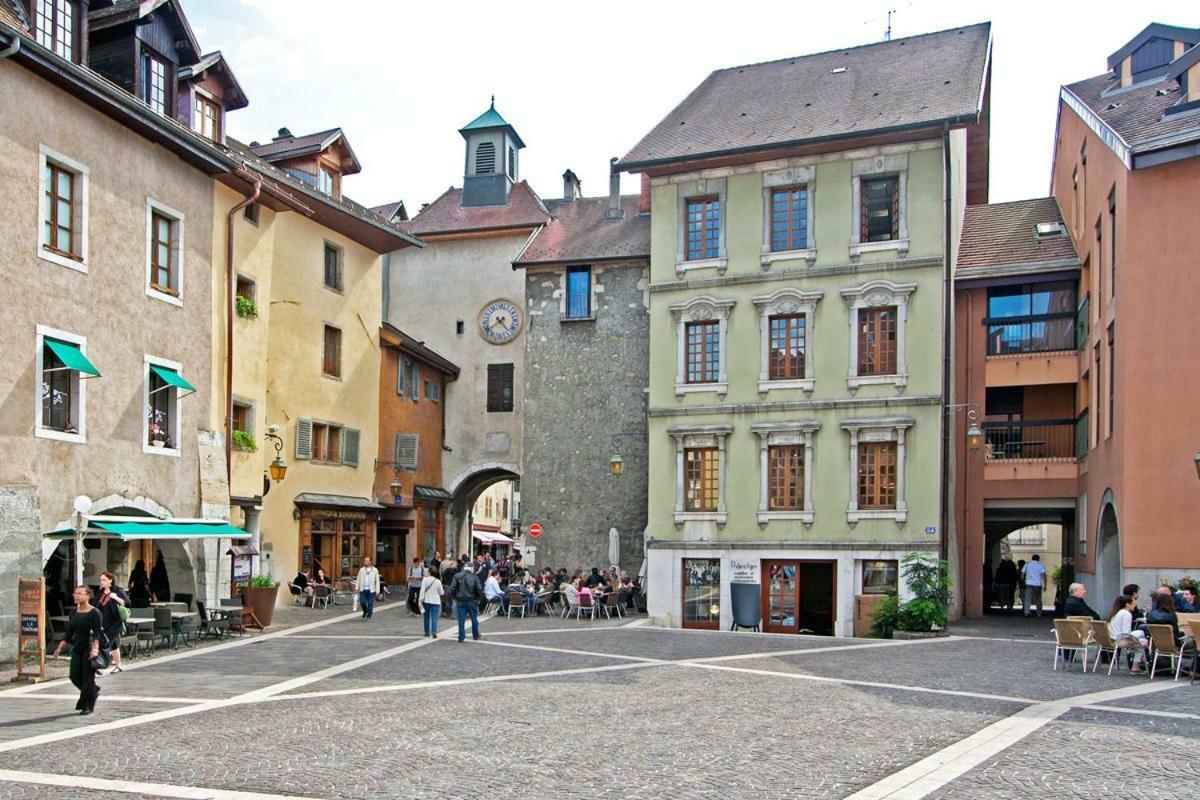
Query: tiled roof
[[1, 0, 27, 28], [1064, 71, 1200, 154], [402, 181, 550, 236], [956, 198, 1078, 277], [380, 323, 459, 377], [515, 195, 649, 267], [370, 200, 407, 222], [618, 23, 991, 169], [249, 128, 360, 174]]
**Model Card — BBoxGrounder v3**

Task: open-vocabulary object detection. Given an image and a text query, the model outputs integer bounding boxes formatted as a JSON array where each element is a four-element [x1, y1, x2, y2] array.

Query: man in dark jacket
[[1063, 582, 1101, 619], [993, 557, 1018, 611], [449, 560, 484, 642]]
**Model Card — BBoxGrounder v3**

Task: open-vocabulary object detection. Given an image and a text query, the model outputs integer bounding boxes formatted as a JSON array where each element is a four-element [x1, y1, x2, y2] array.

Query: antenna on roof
[[864, 8, 896, 41], [490, 94, 495, 108]]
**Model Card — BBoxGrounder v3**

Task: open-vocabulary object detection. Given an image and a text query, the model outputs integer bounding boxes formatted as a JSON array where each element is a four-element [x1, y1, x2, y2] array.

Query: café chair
[[1052, 619, 1090, 671]]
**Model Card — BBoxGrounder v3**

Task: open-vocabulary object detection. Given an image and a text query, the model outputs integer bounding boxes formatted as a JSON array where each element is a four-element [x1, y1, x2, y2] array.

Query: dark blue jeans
[[456, 601, 479, 641], [422, 605, 440, 636], [359, 590, 376, 619]]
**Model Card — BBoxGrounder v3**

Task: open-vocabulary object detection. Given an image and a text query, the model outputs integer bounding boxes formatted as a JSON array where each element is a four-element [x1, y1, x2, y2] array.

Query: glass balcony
[[983, 314, 1076, 355]]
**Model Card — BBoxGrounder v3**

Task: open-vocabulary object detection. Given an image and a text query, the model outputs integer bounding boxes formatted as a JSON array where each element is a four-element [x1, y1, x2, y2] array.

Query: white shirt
[[418, 575, 443, 607], [1022, 560, 1045, 588], [484, 575, 504, 600], [1109, 608, 1133, 639], [356, 566, 380, 595]]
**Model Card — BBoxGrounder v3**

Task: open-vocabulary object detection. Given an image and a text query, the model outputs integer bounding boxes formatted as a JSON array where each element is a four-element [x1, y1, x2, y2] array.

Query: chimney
[[639, 173, 651, 215], [562, 169, 581, 202], [274, 127, 293, 141], [605, 157, 623, 219]]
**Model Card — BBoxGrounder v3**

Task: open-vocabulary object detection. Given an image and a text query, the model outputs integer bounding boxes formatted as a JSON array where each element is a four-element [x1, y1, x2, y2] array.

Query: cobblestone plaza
[[0, 606, 1197, 799]]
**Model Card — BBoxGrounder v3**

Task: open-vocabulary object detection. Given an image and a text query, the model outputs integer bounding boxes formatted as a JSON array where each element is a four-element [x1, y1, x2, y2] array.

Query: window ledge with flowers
[[235, 295, 259, 319], [232, 430, 257, 452]]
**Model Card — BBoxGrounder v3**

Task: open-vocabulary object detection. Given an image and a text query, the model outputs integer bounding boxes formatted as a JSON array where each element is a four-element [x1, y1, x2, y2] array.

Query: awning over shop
[[293, 492, 385, 510], [45, 519, 249, 540], [149, 364, 197, 398], [414, 486, 452, 503], [45, 338, 101, 378], [472, 531, 514, 545]]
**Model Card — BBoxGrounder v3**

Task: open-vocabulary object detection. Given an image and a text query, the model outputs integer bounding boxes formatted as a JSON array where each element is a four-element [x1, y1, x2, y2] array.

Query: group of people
[[404, 552, 643, 639], [987, 553, 1048, 616], [1061, 580, 1198, 673]]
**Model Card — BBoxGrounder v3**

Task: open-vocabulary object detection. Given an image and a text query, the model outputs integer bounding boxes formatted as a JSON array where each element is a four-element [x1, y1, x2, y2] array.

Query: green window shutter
[[295, 418, 312, 460], [342, 427, 361, 467], [395, 433, 419, 471]]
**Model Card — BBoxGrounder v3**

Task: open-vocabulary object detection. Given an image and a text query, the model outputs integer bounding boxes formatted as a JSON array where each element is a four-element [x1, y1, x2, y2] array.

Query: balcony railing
[[983, 419, 1077, 460], [984, 313, 1076, 355], [1076, 294, 1090, 348]]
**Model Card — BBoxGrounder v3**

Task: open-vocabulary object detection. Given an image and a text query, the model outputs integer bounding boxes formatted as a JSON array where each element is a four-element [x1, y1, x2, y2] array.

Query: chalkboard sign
[[20, 614, 39, 636], [16, 577, 45, 681], [302, 545, 312, 566]]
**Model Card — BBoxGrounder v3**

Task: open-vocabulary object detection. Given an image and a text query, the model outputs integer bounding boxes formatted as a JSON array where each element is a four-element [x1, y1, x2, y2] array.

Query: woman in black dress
[[96, 571, 128, 673], [149, 550, 171, 602], [68, 586, 103, 715], [129, 559, 150, 603]]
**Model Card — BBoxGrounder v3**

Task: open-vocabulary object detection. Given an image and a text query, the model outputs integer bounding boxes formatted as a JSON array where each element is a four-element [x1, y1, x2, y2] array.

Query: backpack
[[454, 572, 481, 604]]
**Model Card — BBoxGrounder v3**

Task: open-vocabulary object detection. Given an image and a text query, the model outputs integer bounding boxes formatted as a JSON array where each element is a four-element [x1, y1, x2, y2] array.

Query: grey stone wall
[[0, 485, 43, 663], [521, 262, 650, 573]]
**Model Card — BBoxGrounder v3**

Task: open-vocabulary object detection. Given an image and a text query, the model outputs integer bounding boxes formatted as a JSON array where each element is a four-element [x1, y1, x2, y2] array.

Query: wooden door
[[761, 559, 836, 635], [375, 531, 407, 586]]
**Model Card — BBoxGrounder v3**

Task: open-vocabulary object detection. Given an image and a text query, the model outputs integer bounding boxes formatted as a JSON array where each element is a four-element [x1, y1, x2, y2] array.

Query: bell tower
[[460, 98, 525, 208]]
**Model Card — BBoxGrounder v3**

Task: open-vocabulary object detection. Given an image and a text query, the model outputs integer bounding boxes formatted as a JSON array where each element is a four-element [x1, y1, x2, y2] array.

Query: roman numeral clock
[[478, 299, 523, 344]]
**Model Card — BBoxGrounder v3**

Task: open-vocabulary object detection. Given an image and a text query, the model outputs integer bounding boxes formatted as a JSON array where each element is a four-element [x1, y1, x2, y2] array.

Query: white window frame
[[849, 154, 909, 259], [318, 167, 334, 196], [192, 85, 222, 142], [752, 421, 820, 524], [752, 288, 822, 393], [675, 178, 728, 276], [34, 325, 87, 444], [842, 279, 916, 391], [670, 295, 735, 396], [841, 417, 915, 525], [143, 354, 183, 458], [761, 166, 817, 268], [37, 144, 89, 273], [668, 424, 733, 525], [145, 198, 185, 306]]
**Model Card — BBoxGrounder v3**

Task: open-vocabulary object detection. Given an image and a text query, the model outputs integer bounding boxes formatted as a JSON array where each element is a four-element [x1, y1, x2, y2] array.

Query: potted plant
[[891, 553, 952, 639], [231, 430, 257, 452], [235, 295, 259, 319], [869, 593, 901, 639], [243, 574, 279, 627]]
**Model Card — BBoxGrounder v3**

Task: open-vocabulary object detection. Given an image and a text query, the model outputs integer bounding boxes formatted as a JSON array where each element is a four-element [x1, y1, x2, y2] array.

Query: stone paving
[[0, 606, 1196, 799]]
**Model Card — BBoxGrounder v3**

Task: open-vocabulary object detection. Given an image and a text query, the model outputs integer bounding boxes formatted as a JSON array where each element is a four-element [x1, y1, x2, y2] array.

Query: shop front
[[294, 494, 383, 582]]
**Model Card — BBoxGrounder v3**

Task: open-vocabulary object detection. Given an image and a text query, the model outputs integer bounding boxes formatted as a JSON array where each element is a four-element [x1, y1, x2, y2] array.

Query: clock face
[[478, 299, 523, 345]]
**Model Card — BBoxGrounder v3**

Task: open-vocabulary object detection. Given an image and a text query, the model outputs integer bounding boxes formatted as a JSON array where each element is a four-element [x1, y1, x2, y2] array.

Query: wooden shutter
[[342, 427, 360, 467], [395, 433, 419, 471], [295, 418, 312, 460], [487, 363, 514, 412]]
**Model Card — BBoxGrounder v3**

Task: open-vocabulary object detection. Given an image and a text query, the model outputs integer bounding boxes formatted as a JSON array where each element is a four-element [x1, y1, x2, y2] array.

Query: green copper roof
[[459, 100, 525, 147]]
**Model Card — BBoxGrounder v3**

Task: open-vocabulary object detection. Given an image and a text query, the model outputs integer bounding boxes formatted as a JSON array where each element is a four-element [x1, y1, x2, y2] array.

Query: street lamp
[[966, 410, 983, 452], [609, 452, 624, 476], [264, 426, 287, 483], [609, 432, 643, 476]]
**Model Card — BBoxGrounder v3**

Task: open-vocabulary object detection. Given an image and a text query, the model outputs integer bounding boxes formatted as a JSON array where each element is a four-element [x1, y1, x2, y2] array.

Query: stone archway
[[446, 463, 520, 558], [1096, 493, 1121, 605]]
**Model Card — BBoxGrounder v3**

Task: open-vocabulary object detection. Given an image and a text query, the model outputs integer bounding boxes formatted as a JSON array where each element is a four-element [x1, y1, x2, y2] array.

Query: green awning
[[45, 339, 101, 378], [149, 364, 196, 397], [44, 520, 249, 540]]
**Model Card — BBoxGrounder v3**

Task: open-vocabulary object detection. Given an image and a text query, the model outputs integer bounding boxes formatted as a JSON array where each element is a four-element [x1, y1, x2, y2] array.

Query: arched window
[[475, 142, 496, 175]]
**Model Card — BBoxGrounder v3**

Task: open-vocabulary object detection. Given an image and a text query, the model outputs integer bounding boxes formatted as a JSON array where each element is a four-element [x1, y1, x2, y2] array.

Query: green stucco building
[[618, 23, 992, 635]]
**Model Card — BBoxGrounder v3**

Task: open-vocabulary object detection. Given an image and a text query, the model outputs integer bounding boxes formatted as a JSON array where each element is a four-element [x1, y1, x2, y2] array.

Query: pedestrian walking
[[68, 586, 104, 715], [356, 557, 381, 620], [1022, 554, 1045, 618], [994, 557, 1017, 611], [449, 560, 484, 642], [418, 567, 443, 638], [406, 558, 426, 616], [95, 571, 128, 674]]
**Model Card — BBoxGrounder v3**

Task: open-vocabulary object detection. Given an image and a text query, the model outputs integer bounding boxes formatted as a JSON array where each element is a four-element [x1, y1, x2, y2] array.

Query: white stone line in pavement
[[840, 673, 1186, 799], [0, 768, 322, 800], [678, 661, 1041, 705], [1084, 703, 1200, 721], [484, 625, 628, 637], [0, 602, 406, 697], [273, 658, 664, 702], [688, 636, 960, 664], [283, 634, 421, 640], [621, 618, 648, 628], [7, 693, 209, 704], [471, 637, 663, 663]]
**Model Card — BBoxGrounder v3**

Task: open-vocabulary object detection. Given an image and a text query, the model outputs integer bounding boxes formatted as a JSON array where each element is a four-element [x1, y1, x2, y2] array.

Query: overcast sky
[[188, 0, 1188, 211]]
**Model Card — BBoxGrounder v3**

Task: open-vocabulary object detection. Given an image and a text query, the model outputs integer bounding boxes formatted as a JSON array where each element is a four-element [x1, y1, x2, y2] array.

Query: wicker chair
[[506, 591, 527, 618]]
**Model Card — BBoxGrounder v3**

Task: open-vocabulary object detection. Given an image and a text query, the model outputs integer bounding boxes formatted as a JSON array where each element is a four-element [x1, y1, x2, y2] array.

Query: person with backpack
[[95, 571, 129, 674], [449, 559, 485, 642]]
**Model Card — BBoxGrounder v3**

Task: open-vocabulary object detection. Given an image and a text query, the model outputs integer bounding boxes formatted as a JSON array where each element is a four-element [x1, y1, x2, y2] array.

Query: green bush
[[897, 553, 951, 632], [231, 430, 257, 452], [235, 295, 259, 319], [870, 593, 900, 639], [249, 574, 277, 588]]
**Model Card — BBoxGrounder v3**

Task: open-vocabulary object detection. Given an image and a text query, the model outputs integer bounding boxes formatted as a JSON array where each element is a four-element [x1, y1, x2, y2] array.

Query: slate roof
[[401, 181, 550, 237], [370, 200, 408, 222], [618, 22, 991, 169], [249, 128, 361, 174], [956, 198, 1078, 279], [515, 195, 650, 267], [178, 51, 248, 110], [1, 0, 27, 28], [1064, 70, 1200, 154]]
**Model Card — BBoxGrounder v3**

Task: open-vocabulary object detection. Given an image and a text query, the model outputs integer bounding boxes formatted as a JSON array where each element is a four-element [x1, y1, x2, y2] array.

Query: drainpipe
[[225, 177, 261, 483], [0, 33, 21, 60], [939, 123, 953, 572]]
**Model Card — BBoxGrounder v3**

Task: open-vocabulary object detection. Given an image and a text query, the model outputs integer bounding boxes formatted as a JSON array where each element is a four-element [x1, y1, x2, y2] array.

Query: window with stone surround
[[841, 417, 914, 524], [849, 154, 908, 258], [841, 280, 915, 390], [684, 448, 719, 512], [858, 442, 897, 509], [145, 197, 185, 305], [675, 178, 727, 274], [39, 145, 88, 272], [770, 187, 810, 252], [753, 421, 819, 524], [670, 296, 735, 396], [685, 321, 719, 384], [668, 425, 732, 524], [685, 197, 720, 261], [752, 288, 821, 393]]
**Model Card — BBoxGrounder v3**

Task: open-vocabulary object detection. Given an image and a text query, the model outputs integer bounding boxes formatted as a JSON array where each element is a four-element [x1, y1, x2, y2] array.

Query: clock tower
[[460, 98, 525, 208]]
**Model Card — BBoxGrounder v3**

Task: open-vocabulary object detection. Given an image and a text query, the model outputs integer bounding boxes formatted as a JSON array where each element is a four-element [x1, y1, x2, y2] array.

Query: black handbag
[[89, 649, 110, 671]]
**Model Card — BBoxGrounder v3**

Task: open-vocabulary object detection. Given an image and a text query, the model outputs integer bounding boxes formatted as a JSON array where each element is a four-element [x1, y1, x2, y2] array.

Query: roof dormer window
[[142, 52, 169, 114], [35, 0, 74, 61], [475, 142, 496, 175], [194, 94, 222, 141], [318, 167, 335, 196], [1130, 36, 1174, 76]]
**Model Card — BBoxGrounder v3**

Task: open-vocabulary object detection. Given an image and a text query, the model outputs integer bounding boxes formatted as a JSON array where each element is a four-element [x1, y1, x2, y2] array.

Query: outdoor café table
[[124, 617, 154, 656], [171, 612, 197, 648]]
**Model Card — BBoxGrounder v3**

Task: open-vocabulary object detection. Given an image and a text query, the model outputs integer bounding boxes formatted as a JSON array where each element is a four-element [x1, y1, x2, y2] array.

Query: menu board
[[16, 578, 45, 681]]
